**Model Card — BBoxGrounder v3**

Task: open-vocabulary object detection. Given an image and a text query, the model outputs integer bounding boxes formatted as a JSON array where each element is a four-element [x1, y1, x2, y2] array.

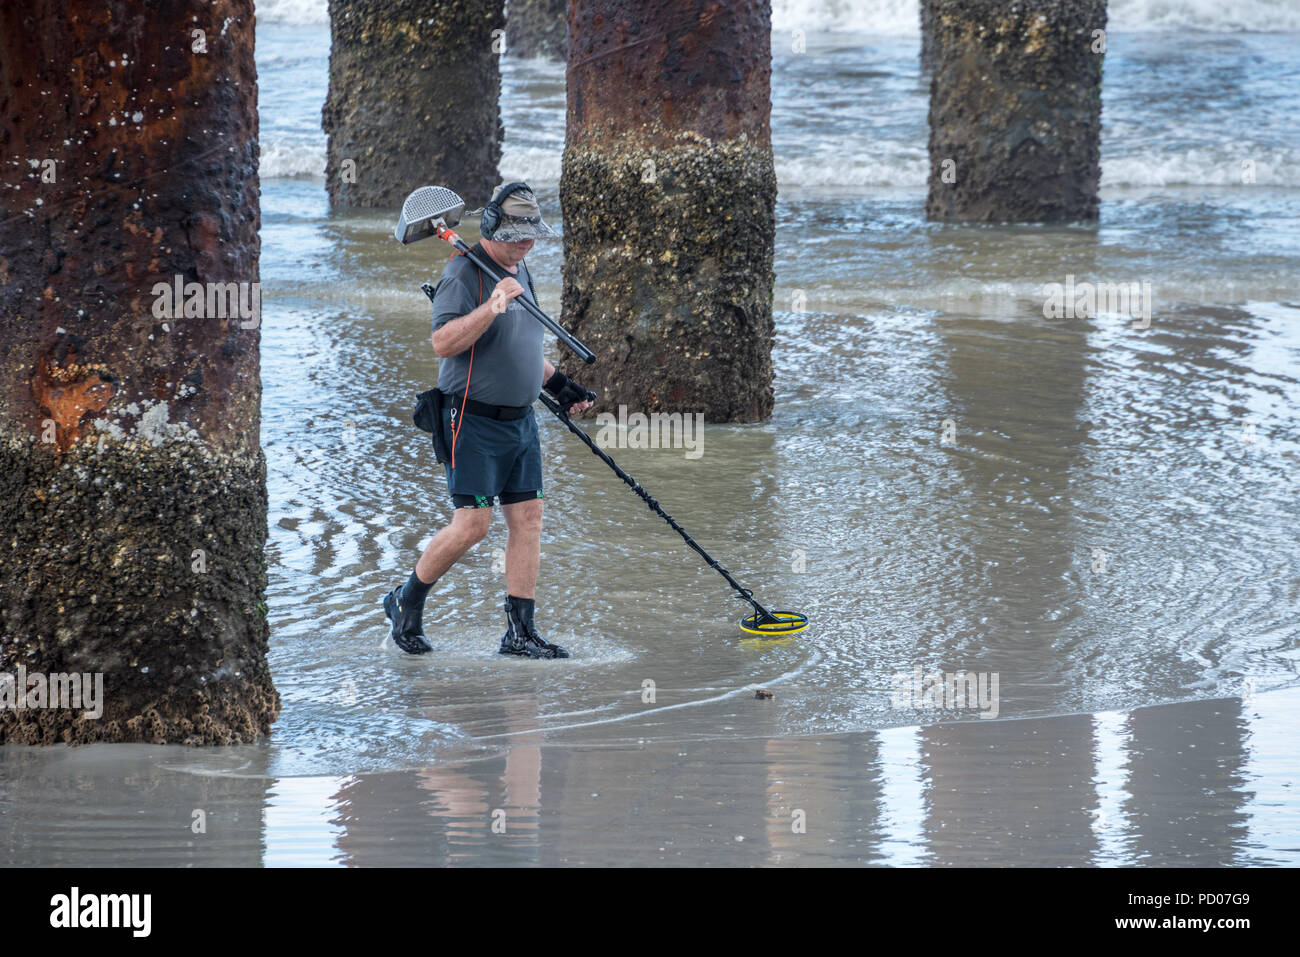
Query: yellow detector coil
[[739, 611, 809, 636]]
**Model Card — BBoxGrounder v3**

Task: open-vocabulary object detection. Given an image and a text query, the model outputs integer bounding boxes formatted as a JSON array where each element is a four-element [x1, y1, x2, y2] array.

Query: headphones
[[480, 181, 532, 239]]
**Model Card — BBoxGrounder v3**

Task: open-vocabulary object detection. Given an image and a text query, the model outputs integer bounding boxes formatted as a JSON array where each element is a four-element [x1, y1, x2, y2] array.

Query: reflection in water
[[932, 286, 1094, 709], [1122, 697, 1250, 866], [919, 715, 1099, 866], [1089, 709, 1132, 865], [0, 689, 1294, 866], [762, 735, 886, 864], [266, 776, 349, 866], [0, 746, 271, 867]]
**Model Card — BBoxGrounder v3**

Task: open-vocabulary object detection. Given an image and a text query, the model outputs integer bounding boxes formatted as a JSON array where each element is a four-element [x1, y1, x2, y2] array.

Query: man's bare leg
[[415, 506, 492, 584], [386, 507, 492, 652], [501, 497, 543, 599]]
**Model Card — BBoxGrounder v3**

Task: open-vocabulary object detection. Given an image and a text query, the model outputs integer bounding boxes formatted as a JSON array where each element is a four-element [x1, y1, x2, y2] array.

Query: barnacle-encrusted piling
[[506, 0, 567, 60], [0, 0, 279, 744], [926, 0, 1107, 222], [920, 0, 941, 72], [560, 0, 776, 422], [323, 0, 505, 208]]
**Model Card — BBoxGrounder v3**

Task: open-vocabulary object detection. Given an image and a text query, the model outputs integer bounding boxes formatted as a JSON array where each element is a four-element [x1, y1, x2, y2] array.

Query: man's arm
[[431, 275, 525, 357]]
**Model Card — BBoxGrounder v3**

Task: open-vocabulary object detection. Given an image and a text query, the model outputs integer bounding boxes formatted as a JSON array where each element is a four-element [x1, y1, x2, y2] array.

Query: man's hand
[[544, 370, 595, 414], [490, 276, 525, 315], [433, 275, 523, 357]]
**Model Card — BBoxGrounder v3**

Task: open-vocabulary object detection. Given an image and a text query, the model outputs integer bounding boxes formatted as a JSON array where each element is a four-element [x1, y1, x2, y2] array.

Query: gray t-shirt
[[431, 250, 544, 407]]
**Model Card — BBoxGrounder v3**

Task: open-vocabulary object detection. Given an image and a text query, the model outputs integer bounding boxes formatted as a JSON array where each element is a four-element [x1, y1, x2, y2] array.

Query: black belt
[[444, 392, 531, 421]]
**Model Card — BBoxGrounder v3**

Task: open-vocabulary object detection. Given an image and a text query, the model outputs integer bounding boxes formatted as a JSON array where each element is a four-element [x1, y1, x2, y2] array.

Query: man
[[384, 182, 594, 658]]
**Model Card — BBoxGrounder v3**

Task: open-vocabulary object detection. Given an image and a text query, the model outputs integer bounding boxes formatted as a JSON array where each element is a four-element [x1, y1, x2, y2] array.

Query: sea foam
[[258, 0, 1300, 34]]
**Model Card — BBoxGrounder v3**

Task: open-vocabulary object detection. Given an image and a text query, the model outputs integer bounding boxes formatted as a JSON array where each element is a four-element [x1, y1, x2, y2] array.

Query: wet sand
[[1, 686, 1294, 866]]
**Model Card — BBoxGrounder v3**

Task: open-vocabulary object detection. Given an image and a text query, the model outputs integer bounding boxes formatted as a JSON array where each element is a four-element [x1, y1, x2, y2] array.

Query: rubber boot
[[498, 594, 569, 659], [383, 583, 434, 654]]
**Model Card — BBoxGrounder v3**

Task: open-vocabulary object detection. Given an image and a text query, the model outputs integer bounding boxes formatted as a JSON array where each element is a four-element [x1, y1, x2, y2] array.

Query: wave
[[260, 141, 1300, 187], [1102, 148, 1300, 187], [258, 0, 1300, 34], [1107, 0, 1300, 33], [260, 138, 325, 178], [257, 0, 325, 26], [769, 0, 1300, 33], [771, 0, 919, 34]]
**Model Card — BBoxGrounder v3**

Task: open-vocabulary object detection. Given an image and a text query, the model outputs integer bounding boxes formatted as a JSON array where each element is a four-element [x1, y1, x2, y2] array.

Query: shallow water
[[4, 16, 1299, 865], [250, 24, 1300, 778]]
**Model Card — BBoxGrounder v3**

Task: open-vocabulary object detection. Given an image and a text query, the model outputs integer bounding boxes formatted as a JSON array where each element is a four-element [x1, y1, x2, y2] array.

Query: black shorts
[[442, 406, 544, 509]]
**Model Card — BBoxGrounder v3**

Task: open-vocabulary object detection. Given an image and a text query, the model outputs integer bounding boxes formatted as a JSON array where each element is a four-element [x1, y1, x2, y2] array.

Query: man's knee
[[504, 499, 544, 535], [451, 507, 492, 545]]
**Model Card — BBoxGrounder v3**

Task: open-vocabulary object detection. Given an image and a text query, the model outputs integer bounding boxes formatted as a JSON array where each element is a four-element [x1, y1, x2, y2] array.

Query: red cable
[[449, 268, 482, 469]]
